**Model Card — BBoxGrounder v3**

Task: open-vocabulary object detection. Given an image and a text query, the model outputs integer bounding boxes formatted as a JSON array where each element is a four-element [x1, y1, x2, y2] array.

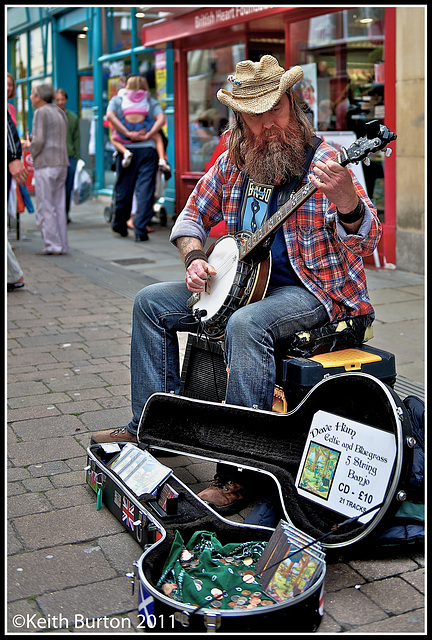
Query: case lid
[[137, 372, 412, 548]]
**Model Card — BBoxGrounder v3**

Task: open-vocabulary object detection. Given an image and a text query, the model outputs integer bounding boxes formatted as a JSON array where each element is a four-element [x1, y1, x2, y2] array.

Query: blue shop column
[[52, 31, 79, 114]]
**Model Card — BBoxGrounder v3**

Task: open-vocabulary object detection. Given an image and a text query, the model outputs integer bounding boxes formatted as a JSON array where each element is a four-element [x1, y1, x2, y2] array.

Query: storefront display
[[9, 5, 424, 268]]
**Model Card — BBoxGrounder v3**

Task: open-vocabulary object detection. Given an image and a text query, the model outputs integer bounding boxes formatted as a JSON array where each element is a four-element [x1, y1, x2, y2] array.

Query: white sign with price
[[295, 411, 397, 524]]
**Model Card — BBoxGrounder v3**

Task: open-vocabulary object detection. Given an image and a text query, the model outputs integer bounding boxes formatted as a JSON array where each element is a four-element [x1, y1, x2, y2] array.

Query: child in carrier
[[110, 75, 170, 173]]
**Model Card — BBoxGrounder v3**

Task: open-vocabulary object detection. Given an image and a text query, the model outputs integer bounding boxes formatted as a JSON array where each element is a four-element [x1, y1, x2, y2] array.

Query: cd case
[[108, 443, 172, 496], [256, 520, 325, 600]]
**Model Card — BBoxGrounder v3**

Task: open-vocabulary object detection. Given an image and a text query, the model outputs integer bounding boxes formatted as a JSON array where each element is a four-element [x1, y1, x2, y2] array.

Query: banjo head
[[191, 235, 240, 322]]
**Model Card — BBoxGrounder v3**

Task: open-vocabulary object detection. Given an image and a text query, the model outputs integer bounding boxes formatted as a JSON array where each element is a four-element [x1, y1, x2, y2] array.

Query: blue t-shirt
[[238, 177, 301, 287]]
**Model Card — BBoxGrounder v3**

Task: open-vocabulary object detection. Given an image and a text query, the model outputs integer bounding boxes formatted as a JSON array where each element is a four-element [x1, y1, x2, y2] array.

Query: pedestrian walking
[[54, 88, 81, 224], [22, 83, 69, 255], [105, 74, 166, 242]]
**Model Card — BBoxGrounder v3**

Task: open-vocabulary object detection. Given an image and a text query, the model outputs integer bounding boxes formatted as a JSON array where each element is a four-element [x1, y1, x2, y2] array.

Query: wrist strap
[[337, 197, 365, 223], [184, 249, 208, 270]]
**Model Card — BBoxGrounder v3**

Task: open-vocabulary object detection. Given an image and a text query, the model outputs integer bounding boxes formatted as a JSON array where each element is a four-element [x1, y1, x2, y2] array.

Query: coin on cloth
[[161, 583, 178, 596], [193, 579, 203, 591]]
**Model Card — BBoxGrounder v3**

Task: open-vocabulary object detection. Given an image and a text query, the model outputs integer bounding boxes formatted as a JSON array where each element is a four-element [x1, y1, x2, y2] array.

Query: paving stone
[[7, 596, 44, 633], [12, 504, 124, 550], [21, 476, 54, 492], [7, 380, 51, 398], [15, 333, 83, 347], [324, 562, 366, 592], [77, 407, 133, 429], [96, 396, 131, 410], [27, 460, 72, 478], [105, 384, 131, 397], [98, 370, 131, 386], [45, 485, 95, 509], [8, 482, 27, 497], [173, 466, 202, 485], [359, 576, 424, 615], [8, 543, 118, 601], [10, 414, 85, 440], [8, 392, 71, 409], [344, 608, 424, 633], [97, 532, 143, 573], [66, 456, 91, 472], [7, 521, 24, 555], [8, 352, 60, 368], [36, 576, 134, 623], [49, 469, 88, 488], [322, 587, 388, 628], [45, 373, 108, 392], [7, 492, 52, 518], [8, 467, 32, 482], [8, 436, 84, 466], [401, 567, 425, 592], [316, 612, 343, 634], [349, 555, 419, 580], [7, 426, 19, 445], [59, 386, 113, 402], [86, 342, 130, 359], [7, 404, 62, 422]]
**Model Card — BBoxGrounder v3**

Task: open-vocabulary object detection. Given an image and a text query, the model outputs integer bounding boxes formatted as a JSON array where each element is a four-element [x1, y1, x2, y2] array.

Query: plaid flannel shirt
[[170, 141, 382, 321]]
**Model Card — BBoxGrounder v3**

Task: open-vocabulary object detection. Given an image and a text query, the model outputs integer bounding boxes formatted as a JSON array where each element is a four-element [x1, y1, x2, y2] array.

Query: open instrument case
[[86, 372, 414, 633]]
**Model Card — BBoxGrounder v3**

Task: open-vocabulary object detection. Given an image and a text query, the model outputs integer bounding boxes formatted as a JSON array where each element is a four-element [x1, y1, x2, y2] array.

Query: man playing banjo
[[92, 55, 382, 447]]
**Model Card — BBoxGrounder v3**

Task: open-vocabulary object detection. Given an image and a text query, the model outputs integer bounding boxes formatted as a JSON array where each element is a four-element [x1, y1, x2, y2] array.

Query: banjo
[[187, 121, 396, 341]]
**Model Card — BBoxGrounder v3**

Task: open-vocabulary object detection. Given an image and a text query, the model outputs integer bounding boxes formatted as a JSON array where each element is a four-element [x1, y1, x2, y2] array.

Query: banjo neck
[[237, 141, 356, 262]]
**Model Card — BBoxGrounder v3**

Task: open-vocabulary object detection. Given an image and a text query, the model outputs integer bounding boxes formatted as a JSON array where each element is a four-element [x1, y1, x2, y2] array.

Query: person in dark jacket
[[54, 88, 81, 223]]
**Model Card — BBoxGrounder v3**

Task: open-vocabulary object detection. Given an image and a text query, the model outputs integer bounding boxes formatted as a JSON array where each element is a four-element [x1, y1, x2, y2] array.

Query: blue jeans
[[125, 282, 328, 434], [113, 116, 154, 143], [112, 147, 158, 237]]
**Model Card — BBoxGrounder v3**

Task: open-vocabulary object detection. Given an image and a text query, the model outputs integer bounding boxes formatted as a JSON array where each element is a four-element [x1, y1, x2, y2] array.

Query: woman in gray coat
[[22, 83, 69, 255]]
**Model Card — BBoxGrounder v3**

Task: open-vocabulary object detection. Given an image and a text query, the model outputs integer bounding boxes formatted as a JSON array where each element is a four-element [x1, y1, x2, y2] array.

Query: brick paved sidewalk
[[7, 238, 424, 633]]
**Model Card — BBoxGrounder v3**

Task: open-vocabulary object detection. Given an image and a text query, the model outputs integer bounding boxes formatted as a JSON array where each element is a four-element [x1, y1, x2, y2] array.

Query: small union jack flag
[[122, 497, 135, 530]]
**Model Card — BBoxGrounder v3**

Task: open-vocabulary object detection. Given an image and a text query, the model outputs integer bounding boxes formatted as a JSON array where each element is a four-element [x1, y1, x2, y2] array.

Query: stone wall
[[395, 7, 425, 274]]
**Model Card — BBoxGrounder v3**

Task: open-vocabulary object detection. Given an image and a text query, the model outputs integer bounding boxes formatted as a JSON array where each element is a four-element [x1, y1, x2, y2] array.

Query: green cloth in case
[[157, 530, 275, 610]]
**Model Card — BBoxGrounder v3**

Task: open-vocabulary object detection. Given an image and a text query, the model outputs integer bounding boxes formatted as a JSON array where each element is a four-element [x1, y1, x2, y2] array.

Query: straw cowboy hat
[[217, 55, 303, 115]]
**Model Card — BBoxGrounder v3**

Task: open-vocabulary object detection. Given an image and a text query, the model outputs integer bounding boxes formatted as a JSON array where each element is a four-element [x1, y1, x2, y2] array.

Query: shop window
[[30, 25, 52, 77], [15, 33, 27, 79], [187, 43, 245, 172], [102, 7, 133, 54], [288, 7, 386, 218], [14, 83, 28, 139], [77, 31, 90, 70]]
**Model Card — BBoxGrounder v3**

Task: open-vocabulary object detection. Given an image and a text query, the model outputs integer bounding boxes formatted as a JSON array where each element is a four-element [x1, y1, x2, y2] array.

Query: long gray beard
[[242, 125, 307, 185]]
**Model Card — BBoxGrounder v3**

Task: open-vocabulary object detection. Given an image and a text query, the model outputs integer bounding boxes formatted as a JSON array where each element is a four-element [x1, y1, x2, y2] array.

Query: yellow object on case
[[309, 348, 382, 371]]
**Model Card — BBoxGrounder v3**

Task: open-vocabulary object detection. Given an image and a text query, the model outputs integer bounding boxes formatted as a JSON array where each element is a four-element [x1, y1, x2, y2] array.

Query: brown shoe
[[90, 427, 137, 445], [35, 250, 63, 256], [197, 478, 247, 514]]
